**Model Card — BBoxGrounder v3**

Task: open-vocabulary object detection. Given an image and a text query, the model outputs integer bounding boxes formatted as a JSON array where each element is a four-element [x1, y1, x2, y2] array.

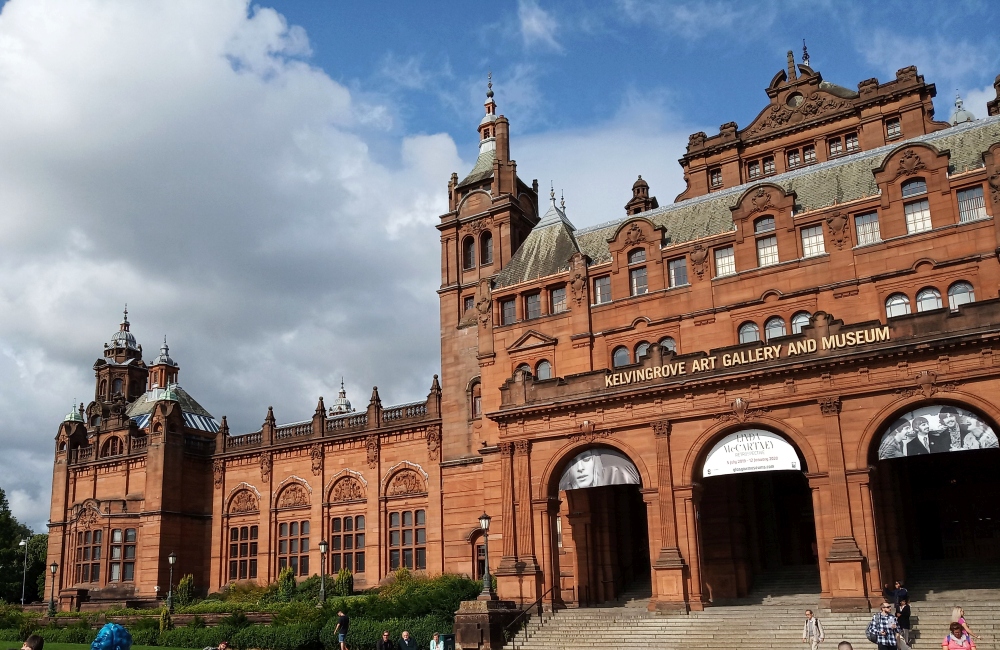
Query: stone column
[[512, 439, 542, 603], [496, 442, 517, 574], [677, 484, 705, 610], [650, 420, 688, 611], [848, 466, 881, 606]]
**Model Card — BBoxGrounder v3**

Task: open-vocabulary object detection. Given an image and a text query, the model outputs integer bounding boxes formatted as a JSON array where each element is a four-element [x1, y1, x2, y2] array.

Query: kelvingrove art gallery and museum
[[46, 52, 1000, 615]]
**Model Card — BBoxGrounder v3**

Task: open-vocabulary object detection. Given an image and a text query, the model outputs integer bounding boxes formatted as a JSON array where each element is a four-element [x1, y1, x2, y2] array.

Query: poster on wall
[[877, 405, 999, 459], [558, 449, 641, 491], [702, 429, 801, 477]]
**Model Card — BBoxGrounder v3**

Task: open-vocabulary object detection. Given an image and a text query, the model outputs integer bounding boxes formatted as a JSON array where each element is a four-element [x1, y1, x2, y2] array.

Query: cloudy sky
[[0, 0, 997, 531]]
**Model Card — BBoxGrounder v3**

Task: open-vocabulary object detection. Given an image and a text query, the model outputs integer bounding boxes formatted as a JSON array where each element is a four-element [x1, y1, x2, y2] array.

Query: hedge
[[319, 616, 452, 650], [0, 629, 20, 642], [232, 623, 321, 650], [157, 624, 239, 648]]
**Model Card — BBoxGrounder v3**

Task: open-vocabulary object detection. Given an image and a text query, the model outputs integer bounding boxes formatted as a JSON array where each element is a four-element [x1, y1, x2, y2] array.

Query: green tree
[[176, 573, 196, 606], [277, 567, 296, 602], [0, 486, 34, 603], [27, 534, 48, 603]]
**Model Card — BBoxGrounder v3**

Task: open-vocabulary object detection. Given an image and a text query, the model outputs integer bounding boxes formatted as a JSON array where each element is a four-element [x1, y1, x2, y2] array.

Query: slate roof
[[126, 385, 219, 433], [458, 148, 495, 187], [495, 196, 580, 288]]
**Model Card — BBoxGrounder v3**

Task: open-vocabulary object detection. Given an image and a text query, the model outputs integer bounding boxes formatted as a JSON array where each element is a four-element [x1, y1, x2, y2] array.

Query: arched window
[[901, 178, 927, 198], [948, 281, 975, 311], [659, 337, 676, 353], [738, 322, 760, 344], [515, 364, 531, 378], [111, 378, 123, 396], [764, 317, 787, 341], [885, 293, 911, 318], [99, 380, 107, 397], [462, 236, 476, 270], [535, 360, 552, 380], [791, 311, 811, 335], [612, 346, 630, 368], [480, 231, 493, 266], [754, 216, 775, 233], [627, 248, 646, 264], [916, 287, 942, 312], [634, 341, 650, 359], [470, 382, 482, 418], [100, 436, 124, 458]]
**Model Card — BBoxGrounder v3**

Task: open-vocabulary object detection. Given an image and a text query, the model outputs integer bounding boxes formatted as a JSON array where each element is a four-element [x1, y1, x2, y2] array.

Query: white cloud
[[857, 30, 995, 88], [0, 0, 464, 531], [960, 83, 997, 121], [518, 0, 562, 52], [616, 0, 775, 40]]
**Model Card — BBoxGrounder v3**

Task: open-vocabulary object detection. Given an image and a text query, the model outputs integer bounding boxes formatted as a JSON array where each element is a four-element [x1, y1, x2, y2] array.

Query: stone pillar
[[818, 397, 869, 611], [650, 420, 688, 611], [848, 467, 882, 606], [512, 440, 542, 604], [453, 599, 519, 650], [678, 484, 706, 610], [496, 442, 518, 576]]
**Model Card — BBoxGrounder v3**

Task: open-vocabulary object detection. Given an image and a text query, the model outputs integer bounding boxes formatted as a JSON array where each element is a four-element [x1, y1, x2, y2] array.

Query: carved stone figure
[[366, 435, 379, 469], [330, 476, 365, 503], [213, 459, 225, 488], [277, 484, 309, 508], [623, 222, 646, 246], [895, 149, 926, 178], [689, 244, 709, 279], [229, 490, 259, 514], [826, 212, 850, 250], [426, 426, 441, 461], [310, 444, 323, 476], [260, 451, 272, 481], [385, 469, 425, 496], [749, 188, 773, 215]]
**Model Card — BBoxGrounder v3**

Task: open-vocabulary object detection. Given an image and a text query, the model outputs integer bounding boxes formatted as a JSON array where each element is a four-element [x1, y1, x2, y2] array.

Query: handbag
[[866, 615, 879, 643]]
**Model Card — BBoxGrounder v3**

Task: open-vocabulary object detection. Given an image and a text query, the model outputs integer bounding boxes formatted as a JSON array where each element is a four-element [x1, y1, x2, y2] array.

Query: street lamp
[[19, 539, 28, 606], [477, 512, 496, 600], [167, 552, 177, 613], [47, 562, 58, 617], [318, 540, 329, 604]]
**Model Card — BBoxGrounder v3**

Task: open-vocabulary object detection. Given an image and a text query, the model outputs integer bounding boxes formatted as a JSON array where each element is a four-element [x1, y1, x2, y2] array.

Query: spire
[[560, 190, 566, 212], [802, 39, 810, 67], [786, 50, 798, 81], [219, 415, 229, 436], [315, 396, 326, 416], [430, 374, 441, 393], [64, 399, 84, 423], [121, 305, 130, 331], [369, 386, 382, 407], [265, 406, 276, 425], [330, 378, 353, 414]]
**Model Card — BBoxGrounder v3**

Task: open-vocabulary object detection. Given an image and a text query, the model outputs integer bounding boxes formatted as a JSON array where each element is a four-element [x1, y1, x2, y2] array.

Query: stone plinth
[[453, 599, 520, 650]]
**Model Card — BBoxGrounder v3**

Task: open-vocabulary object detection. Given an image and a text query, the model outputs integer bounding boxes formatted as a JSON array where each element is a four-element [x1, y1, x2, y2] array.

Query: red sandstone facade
[[48, 54, 1000, 614]]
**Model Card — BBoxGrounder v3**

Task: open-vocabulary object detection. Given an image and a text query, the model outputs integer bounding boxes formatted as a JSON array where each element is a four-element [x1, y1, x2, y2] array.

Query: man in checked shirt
[[873, 602, 899, 649]]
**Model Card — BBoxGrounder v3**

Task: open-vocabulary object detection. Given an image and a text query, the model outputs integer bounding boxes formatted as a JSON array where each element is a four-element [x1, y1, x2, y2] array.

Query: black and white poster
[[558, 449, 641, 491], [878, 405, 999, 459]]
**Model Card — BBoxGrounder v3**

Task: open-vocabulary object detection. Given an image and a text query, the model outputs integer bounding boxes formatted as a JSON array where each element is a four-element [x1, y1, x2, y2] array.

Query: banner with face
[[877, 405, 999, 459], [558, 448, 641, 491]]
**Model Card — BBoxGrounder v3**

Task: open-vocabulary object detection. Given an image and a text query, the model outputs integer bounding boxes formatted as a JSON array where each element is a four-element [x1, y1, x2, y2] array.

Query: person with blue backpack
[[866, 602, 899, 650]]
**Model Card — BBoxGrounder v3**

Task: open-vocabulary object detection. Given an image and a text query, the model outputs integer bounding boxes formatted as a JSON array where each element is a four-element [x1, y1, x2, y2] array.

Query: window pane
[[612, 347, 630, 368], [628, 248, 646, 264], [765, 317, 786, 341], [300, 521, 309, 534], [756, 236, 779, 266], [92, 546, 101, 560], [916, 288, 942, 312], [593, 276, 611, 304], [501, 299, 516, 325], [635, 342, 649, 359], [886, 294, 911, 318], [229, 561, 238, 581], [124, 545, 135, 560], [344, 536, 353, 550], [240, 527, 248, 541], [91, 565, 100, 582], [659, 337, 676, 353], [250, 526, 258, 540], [279, 540, 288, 554], [855, 212, 881, 246], [390, 512, 400, 527], [402, 511, 413, 527], [535, 360, 552, 380], [550, 287, 567, 313], [803, 146, 815, 163], [958, 186, 987, 222], [239, 560, 247, 580], [356, 533, 365, 548], [525, 293, 541, 319], [299, 556, 309, 576], [333, 554, 342, 572], [403, 530, 413, 546], [390, 531, 400, 547], [829, 139, 842, 156], [754, 217, 775, 233], [714, 247, 735, 277], [390, 550, 400, 570], [279, 522, 288, 537], [416, 528, 426, 545], [901, 179, 926, 198], [355, 552, 365, 574], [748, 161, 760, 179], [290, 539, 298, 554], [801, 225, 825, 257], [343, 554, 352, 572], [85, 531, 91, 544], [356, 516, 365, 530], [332, 518, 341, 533], [629, 267, 647, 296], [279, 557, 287, 570], [416, 548, 427, 570], [668, 258, 688, 287], [240, 542, 248, 557], [887, 119, 900, 138], [739, 323, 760, 344], [403, 549, 413, 569], [82, 564, 90, 582], [250, 542, 257, 556], [84, 547, 90, 561], [787, 150, 800, 167], [289, 522, 298, 536], [110, 563, 121, 582], [904, 199, 932, 233], [463, 295, 474, 314], [416, 510, 425, 525], [301, 538, 309, 552], [480, 232, 493, 265], [333, 536, 342, 551], [763, 158, 775, 174], [845, 133, 859, 152], [94, 530, 102, 543], [791, 312, 811, 335], [125, 529, 137, 543], [344, 518, 353, 532], [249, 559, 257, 579], [463, 237, 476, 270], [948, 282, 975, 310], [290, 556, 298, 574]]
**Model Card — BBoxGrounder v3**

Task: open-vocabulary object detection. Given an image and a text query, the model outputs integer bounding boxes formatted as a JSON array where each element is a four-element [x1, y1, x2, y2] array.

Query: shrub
[[231, 622, 321, 650], [271, 600, 323, 627], [176, 574, 196, 607], [187, 615, 207, 629], [0, 629, 21, 642], [277, 568, 296, 602], [0, 604, 25, 630], [218, 610, 250, 630], [130, 628, 160, 646], [332, 569, 353, 597], [159, 607, 174, 632], [159, 624, 238, 649]]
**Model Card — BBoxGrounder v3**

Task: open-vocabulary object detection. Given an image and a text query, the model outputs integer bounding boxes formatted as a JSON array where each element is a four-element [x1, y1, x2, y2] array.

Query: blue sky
[[0, 0, 997, 530]]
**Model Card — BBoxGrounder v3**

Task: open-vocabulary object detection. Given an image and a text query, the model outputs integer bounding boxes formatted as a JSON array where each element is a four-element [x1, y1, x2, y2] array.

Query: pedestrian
[[893, 582, 908, 611], [866, 602, 898, 650], [332, 610, 350, 650], [943, 622, 976, 649], [377, 631, 395, 650], [803, 609, 825, 649], [91, 623, 132, 650], [897, 599, 912, 646], [951, 607, 981, 641], [398, 630, 418, 650], [429, 632, 444, 650], [22, 635, 44, 650]]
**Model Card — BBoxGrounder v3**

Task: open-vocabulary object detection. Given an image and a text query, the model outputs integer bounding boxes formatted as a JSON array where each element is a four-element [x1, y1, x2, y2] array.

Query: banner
[[703, 429, 801, 477], [877, 405, 998, 459], [559, 448, 641, 491]]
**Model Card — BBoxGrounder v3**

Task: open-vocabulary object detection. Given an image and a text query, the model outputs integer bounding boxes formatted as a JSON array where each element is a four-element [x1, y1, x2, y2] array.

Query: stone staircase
[[502, 564, 1000, 650]]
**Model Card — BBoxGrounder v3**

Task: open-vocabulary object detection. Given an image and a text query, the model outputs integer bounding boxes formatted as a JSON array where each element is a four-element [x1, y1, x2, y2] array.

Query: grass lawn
[[3, 645, 192, 650]]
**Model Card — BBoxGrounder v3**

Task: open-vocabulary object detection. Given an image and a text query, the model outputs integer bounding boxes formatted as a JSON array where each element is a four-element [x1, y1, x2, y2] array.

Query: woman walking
[[951, 607, 982, 641], [943, 622, 976, 649]]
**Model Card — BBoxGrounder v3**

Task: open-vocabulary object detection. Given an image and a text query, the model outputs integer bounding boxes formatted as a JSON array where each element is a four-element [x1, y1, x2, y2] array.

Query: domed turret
[[329, 379, 353, 414], [951, 94, 975, 125], [625, 175, 659, 215], [152, 336, 177, 367], [63, 401, 84, 423], [107, 307, 139, 351]]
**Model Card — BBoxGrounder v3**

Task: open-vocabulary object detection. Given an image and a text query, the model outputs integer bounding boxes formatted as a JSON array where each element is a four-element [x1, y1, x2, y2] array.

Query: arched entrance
[[552, 446, 650, 606], [698, 429, 820, 602], [871, 403, 1000, 589]]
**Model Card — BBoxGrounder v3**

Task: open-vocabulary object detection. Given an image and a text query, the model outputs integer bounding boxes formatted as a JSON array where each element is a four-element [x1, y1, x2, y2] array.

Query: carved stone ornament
[[895, 370, 959, 399], [385, 469, 425, 496], [569, 253, 588, 306], [894, 149, 926, 179], [465, 216, 494, 237], [77, 506, 100, 527], [715, 397, 769, 423], [688, 131, 707, 150], [475, 283, 492, 327], [623, 222, 646, 246], [366, 435, 379, 469], [310, 444, 323, 476], [426, 426, 441, 461], [277, 484, 309, 508], [569, 419, 610, 444], [819, 397, 841, 416], [514, 439, 530, 456], [229, 489, 259, 514], [651, 421, 671, 438], [259, 451, 272, 482], [748, 188, 774, 216], [988, 170, 1000, 207], [689, 244, 709, 279], [826, 212, 850, 250], [330, 476, 365, 503], [747, 93, 852, 136], [213, 459, 225, 488]]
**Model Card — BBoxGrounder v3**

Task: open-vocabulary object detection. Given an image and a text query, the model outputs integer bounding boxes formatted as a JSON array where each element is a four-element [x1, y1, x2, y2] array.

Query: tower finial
[[560, 190, 565, 211], [486, 71, 493, 99], [550, 182, 555, 204], [121, 304, 130, 331], [802, 39, 810, 67]]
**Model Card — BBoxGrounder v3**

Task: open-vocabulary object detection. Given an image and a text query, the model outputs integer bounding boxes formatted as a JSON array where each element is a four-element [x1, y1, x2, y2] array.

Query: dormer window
[[709, 168, 722, 189], [787, 149, 801, 168], [901, 178, 926, 198], [829, 138, 843, 157], [845, 133, 859, 152], [627, 248, 647, 296], [754, 217, 775, 234], [627, 248, 646, 264]]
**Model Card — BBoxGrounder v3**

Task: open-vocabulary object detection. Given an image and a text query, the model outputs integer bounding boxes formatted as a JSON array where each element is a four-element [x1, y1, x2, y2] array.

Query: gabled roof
[[495, 195, 580, 288], [458, 148, 495, 187], [126, 385, 219, 433]]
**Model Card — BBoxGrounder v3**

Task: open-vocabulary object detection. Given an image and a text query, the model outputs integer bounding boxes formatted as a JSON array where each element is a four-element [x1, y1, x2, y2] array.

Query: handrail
[[504, 586, 555, 650]]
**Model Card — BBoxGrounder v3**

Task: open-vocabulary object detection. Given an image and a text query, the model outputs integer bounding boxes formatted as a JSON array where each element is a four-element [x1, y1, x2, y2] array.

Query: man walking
[[869, 602, 898, 650], [332, 610, 349, 650], [803, 609, 825, 649]]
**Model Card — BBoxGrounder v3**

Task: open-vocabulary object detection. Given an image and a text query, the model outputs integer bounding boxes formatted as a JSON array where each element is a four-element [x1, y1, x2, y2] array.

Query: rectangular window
[[855, 211, 881, 246], [762, 157, 775, 175], [709, 168, 722, 188], [525, 293, 541, 320], [463, 295, 474, 315], [668, 258, 688, 287], [904, 199, 932, 234], [550, 287, 567, 313], [800, 225, 826, 257], [845, 133, 859, 152], [748, 160, 760, 179], [629, 267, 648, 296], [500, 298, 516, 325], [803, 145, 816, 163], [829, 138, 843, 156], [787, 150, 801, 168], [593, 276, 611, 304], [714, 246, 735, 277], [75, 529, 102, 585], [756, 236, 779, 267], [388, 510, 425, 571], [958, 186, 987, 222], [886, 118, 901, 138], [228, 526, 257, 581], [278, 520, 310, 576]]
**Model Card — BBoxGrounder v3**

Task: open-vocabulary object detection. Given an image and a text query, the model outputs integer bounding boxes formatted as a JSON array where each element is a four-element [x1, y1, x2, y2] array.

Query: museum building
[[48, 52, 1000, 613]]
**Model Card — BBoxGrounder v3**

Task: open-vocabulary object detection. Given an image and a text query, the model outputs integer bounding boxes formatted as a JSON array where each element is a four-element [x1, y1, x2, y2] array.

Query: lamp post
[[318, 540, 328, 604], [167, 552, 177, 613], [477, 512, 496, 600], [47, 562, 58, 617], [19, 539, 28, 605]]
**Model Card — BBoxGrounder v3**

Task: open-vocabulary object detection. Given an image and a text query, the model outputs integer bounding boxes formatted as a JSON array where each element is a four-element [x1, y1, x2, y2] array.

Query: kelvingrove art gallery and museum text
[[43, 51, 1000, 617]]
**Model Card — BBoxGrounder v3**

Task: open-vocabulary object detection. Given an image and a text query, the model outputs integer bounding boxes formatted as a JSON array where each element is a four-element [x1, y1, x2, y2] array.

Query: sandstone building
[[48, 54, 1000, 613]]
